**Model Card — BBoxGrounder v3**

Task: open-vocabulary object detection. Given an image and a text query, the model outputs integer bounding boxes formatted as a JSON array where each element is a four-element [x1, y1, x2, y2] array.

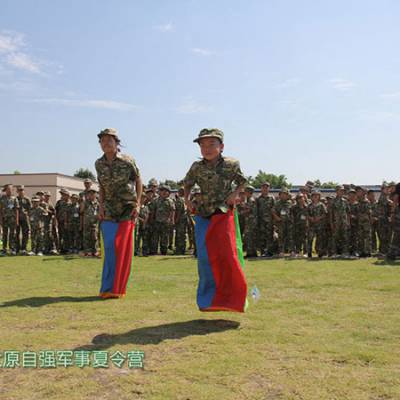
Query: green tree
[[13, 170, 21, 175], [312, 179, 338, 189], [248, 170, 291, 189], [74, 168, 96, 182]]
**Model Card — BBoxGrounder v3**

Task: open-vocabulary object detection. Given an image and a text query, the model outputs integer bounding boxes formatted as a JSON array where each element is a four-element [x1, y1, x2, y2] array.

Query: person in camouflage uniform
[[257, 182, 275, 257], [16, 185, 31, 255], [307, 191, 328, 258], [242, 185, 258, 258], [348, 189, 359, 256], [387, 183, 400, 260], [142, 188, 155, 256], [187, 187, 201, 256], [28, 197, 48, 256], [331, 185, 350, 257], [67, 194, 81, 253], [0, 184, 19, 256], [355, 186, 372, 257], [79, 178, 93, 202], [145, 179, 159, 255], [95, 128, 142, 223], [325, 196, 335, 256], [377, 183, 392, 255], [236, 190, 247, 242], [135, 194, 149, 256], [43, 191, 58, 255], [367, 189, 378, 254], [81, 188, 99, 256], [174, 187, 188, 255], [55, 188, 71, 254], [153, 185, 175, 255], [292, 193, 308, 257], [273, 188, 294, 256]]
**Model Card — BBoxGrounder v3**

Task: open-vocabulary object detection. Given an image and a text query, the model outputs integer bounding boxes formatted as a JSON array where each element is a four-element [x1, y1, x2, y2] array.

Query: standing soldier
[[356, 186, 372, 257], [0, 184, 19, 256], [81, 188, 99, 256], [331, 185, 350, 257], [387, 183, 400, 261], [292, 193, 308, 257], [43, 192, 58, 255], [68, 194, 81, 253], [153, 185, 175, 255], [273, 188, 294, 257], [174, 187, 188, 255], [367, 189, 378, 254], [348, 189, 359, 257], [16, 185, 31, 255], [79, 179, 93, 202], [257, 182, 275, 257], [243, 185, 258, 258], [142, 188, 155, 256], [135, 194, 149, 256], [307, 191, 327, 258], [28, 197, 48, 256], [55, 188, 71, 254], [147, 179, 159, 255], [325, 196, 335, 256], [377, 183, 392, 255]]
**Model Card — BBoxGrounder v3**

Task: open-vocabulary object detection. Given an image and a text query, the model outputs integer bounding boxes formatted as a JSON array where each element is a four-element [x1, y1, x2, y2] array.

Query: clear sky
[[1, 0, 399, 185]]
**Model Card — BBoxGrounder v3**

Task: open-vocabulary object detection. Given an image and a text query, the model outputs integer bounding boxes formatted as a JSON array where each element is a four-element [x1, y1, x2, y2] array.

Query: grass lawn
[[0, 254, 399, 400]]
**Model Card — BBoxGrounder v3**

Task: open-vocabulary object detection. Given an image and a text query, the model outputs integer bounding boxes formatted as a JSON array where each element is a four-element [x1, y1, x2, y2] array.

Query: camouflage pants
[[154, 221, 171, 255], [43, 221, 56, 253], [175, 221, 187, 255], [135, 224, 146, 255], [371, 221, 378, 253], [168, 225, 174, 250], [187, 217, 195, 250], [244, 222, 258, 256], [31, 226, 44, 254], [276, 221, 293, 253], [308, 225, 326, 256], [387, 228, 400, 258], [69, 223, 81, 250], [83, 222, 98, 253], [333, 223, 349, 255], [58, 221, 70, 252], [377, 219, 391, 254], [258, 221, 274, 254], [2, 219, 17, 251], [294, 224, 308, 254], [16, 218, 30, 252], [358, 220, 372, 255], [349, 223, 359, 255]]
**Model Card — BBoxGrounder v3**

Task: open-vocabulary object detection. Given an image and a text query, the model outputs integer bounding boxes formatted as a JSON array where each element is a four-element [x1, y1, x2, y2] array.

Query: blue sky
[[1, 0, 399, 185]]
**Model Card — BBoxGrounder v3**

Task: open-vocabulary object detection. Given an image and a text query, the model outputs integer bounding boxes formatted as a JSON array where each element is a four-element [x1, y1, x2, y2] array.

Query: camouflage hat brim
[[193, 134, 223, 143]]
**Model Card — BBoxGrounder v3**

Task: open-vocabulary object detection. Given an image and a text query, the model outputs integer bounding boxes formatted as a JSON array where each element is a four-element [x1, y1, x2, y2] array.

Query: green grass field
[[0, 254, 399, 400]]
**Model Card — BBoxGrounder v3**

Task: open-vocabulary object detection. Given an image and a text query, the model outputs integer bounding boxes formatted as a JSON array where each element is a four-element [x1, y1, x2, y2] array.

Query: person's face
[[349, 193, 357, 202], [84, 182, 91, 189], [18, 189, 25, 197], [146, 191, 154, 201], [160, 189, 169, 199], [382, 187, 389, 195], [72, 197, 78, 204], [5, 186, 12, 196], [100, 135, 118, 154], [261, 185, 270, 195], [44, 195, 51, 202], [280, 193, 288, 201], [32, 201, 39, 208], [62, 194, 70, 201], [367, 192, 375, 202], [336, 189, 344, 198], [356, 190, 364, 200], [88, 192, 96, 201], [199, 137, 224, 161], [311, 195, 319, 204], [178, 190, 184, 198], [297, 196, 305, 206]]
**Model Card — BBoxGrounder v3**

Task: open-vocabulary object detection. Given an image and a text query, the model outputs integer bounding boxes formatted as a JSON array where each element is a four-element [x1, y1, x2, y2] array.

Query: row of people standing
[[0, 180, 99, 256], [237, 182, 400, 260]]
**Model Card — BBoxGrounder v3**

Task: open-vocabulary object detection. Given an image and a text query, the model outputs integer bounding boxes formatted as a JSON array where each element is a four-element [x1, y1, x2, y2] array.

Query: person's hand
[[226, 192, 238, 207], [131, 204, 140, 221], [98, 205, 105, 221]]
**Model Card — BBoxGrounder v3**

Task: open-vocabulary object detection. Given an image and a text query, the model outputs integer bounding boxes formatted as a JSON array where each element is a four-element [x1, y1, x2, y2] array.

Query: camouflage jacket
[[331, 197, 350, 226], [83, 200, 99, 225], [183, 155, 247, 218], [308, 202, 327, 226], [174, 197, 187, 224], [95, 152, 141, 221], [67, 203, 81, 225], [243, 197, 258, 227], [0, 195, 19, 222], [357, 198, 371, 224], [376, 194, 392, 221], [292, 204, 308, 227], [349, 201, 359, 227], [154, 197, 175, 224], [55, 200, 71, 222], [17, 196, 31, 221], [257, 194, 275, 223], [274, 200, 293, 223], [29, 206, 48, 229]]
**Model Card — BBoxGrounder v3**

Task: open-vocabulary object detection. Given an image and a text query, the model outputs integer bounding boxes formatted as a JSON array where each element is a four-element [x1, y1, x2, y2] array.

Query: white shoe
[[28, 251, 35, 256], [37, 252, 43, 256]]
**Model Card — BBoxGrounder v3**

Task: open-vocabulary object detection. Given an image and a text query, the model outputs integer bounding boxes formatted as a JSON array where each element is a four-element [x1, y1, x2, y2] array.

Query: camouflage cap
[[98, 128, 119, 141], [87, 188, 97, 193], [31, 196, 40, 202], [311, 190, 321, 197], [296, 193, 304, 199], [280, 187, 290, 194], [148, 178, 158, 187], [245, 185, 255, 192], [305, 180, 314, 187], [84, 178, 92, 184], [71, 194, 79, 199], [159, 184, 171, 192], [17, 185, 25, 190], [36, 191, 44, 196], [44, 191, 51, 196], [59, 188, 70, 195], [381, 182, 388, 188], [348, 189, 356, 194], [193, 128, 224, 144], [261, 181, 270, 187], [335, 185, 344, 191], [2, 183, 12, 190], [388, 181, 396, 187]]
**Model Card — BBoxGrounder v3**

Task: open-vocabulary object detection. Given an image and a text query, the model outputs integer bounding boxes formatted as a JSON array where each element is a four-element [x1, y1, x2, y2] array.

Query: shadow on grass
[[373, 259, 400, 266], [74, 319, 240, 350], [0, 296, 107, 308]]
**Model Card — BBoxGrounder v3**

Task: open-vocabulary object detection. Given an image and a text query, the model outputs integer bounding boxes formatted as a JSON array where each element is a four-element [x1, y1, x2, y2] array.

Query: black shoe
[[307, 252, 312, 258]]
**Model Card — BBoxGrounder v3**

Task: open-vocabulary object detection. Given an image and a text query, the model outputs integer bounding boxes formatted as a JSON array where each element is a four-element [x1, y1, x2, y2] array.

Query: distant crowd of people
[[1, 178, 399, 261]]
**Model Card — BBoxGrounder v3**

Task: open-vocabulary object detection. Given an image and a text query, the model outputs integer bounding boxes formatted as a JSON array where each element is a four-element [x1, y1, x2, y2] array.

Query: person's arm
[[183, 162, 197, 212], [98, 187, 105, 220], [131, 176, 143, 220]]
